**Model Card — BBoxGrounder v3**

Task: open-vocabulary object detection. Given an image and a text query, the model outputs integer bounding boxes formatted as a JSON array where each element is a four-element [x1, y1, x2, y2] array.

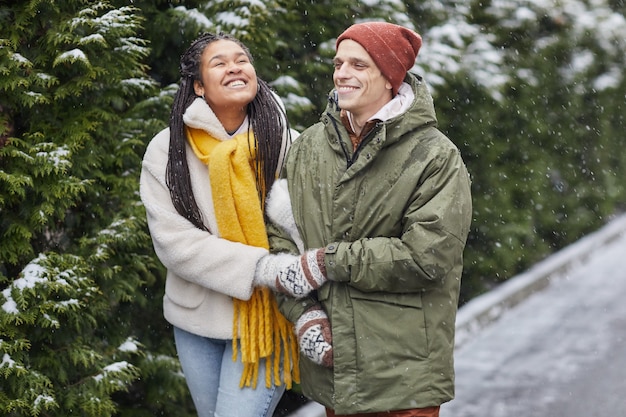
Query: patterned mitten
[[253, 253, 299, 290], [276, 248, 327, 298], [295, 305, 333, 368], [266, 179, 304, 252]]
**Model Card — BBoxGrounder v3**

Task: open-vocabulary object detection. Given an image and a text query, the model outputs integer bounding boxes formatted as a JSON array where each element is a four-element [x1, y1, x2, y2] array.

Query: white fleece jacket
[[139, 97, 290, 339]]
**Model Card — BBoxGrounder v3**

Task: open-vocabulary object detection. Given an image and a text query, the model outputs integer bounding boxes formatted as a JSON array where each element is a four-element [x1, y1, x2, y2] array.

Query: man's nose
[[334, 63, 348, 78]]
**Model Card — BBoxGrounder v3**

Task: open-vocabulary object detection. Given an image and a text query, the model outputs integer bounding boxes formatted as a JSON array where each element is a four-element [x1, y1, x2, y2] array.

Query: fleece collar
[[345, 82, 415, 131], [182, 97, 249, 141]]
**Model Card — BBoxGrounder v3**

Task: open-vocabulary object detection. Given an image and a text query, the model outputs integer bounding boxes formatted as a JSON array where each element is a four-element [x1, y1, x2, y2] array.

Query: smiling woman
[[192, 39, 259, 133], [139, 32, 296, 417]]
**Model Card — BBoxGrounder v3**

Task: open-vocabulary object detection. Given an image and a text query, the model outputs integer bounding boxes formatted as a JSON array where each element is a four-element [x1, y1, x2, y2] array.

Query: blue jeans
[[174, 326, 285, 417]]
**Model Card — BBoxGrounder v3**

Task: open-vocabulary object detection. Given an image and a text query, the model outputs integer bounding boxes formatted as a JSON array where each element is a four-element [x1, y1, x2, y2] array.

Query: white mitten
[[266, 179, 304, 252], [295, 305, 333, 368], [253, 252, 298, 290]]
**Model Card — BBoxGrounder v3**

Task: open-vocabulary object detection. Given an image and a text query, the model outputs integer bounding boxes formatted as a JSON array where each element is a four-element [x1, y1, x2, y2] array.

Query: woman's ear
[[193, 80, 204, 97]]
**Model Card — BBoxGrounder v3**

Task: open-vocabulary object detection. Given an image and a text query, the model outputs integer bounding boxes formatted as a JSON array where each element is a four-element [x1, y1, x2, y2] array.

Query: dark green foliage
[[1, 0, 625, 415], [426, 1, 626, 302], [0, 1, 190, 415]]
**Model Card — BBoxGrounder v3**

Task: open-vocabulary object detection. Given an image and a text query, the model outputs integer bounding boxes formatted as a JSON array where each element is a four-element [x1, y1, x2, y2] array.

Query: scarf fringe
[[233, 288, 300, 389]]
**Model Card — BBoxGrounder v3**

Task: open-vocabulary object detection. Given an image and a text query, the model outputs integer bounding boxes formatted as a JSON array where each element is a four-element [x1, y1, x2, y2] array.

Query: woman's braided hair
[[166, 32, 290, 231]]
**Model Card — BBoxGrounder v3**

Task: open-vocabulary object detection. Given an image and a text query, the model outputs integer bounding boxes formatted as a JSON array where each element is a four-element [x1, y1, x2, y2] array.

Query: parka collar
[[327, 73, 438, 128], [324, 73, 439, 148]]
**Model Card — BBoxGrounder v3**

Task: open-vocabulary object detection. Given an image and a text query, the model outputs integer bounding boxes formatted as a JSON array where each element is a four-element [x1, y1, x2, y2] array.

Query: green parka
[[270, 73, 472, 414]]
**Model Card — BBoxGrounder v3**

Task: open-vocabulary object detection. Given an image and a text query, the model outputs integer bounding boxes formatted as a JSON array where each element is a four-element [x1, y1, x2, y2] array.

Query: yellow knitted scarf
[[186, 126, 299, 389]]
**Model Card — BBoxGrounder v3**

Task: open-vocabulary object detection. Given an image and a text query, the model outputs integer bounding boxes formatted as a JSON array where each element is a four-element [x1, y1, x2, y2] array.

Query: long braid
[[249, 79, 292, 205], [166, 34, 217, 231]]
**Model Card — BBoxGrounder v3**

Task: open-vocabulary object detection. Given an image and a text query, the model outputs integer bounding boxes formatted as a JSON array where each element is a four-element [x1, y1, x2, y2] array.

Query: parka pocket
[[349, 288, 429, 365], [165, 273, 206, 309]]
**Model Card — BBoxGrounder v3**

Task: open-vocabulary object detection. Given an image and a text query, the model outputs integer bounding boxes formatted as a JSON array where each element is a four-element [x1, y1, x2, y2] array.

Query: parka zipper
[[326, 91, 382, 168], [328, 114, 382, 168], [352, 123, 382, 164], [328, 114, 353, 167]]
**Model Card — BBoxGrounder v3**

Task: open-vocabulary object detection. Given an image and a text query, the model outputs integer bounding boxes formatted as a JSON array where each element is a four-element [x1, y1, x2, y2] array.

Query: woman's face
[[193, 39, 258, 113]]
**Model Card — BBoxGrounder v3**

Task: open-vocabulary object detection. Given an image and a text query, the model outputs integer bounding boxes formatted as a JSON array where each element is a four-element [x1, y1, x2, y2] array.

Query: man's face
[[333, 39, 393, 122]]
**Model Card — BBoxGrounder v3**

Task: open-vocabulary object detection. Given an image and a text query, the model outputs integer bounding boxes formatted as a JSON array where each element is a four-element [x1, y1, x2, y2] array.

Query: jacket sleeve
[[139, 130, 268, 301], [325, 145, 472, 293]]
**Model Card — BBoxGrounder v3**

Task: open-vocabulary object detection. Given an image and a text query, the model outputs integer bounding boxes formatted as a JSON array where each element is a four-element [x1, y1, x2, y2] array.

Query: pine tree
[[0, 1, 190, 415], [407, 0, 626, 300]]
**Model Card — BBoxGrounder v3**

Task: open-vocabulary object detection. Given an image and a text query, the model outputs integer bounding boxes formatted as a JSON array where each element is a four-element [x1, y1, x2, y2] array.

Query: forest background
[[1, 0, 625, 416]]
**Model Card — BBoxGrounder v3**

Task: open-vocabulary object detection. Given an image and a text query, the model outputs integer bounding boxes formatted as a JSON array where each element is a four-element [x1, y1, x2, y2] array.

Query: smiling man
[[263, 22, 473, 417]]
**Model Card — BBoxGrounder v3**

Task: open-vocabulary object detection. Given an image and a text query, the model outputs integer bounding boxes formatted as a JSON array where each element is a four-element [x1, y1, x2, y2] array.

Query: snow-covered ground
[[288, 213, 626, 417], [442, 213, 626, 416]]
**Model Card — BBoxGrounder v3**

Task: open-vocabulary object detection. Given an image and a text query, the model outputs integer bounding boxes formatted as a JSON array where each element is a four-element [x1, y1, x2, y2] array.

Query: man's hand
[[296, 304, 333, 368], [275, 248, 327, 298]]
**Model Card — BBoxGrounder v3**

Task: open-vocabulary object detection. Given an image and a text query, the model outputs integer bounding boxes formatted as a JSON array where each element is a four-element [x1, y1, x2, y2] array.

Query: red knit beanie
[[336, 22, 422, 96]]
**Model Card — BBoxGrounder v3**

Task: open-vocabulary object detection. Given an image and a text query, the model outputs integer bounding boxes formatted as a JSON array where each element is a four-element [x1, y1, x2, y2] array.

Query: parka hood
[[324, 72, 438, 146]]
